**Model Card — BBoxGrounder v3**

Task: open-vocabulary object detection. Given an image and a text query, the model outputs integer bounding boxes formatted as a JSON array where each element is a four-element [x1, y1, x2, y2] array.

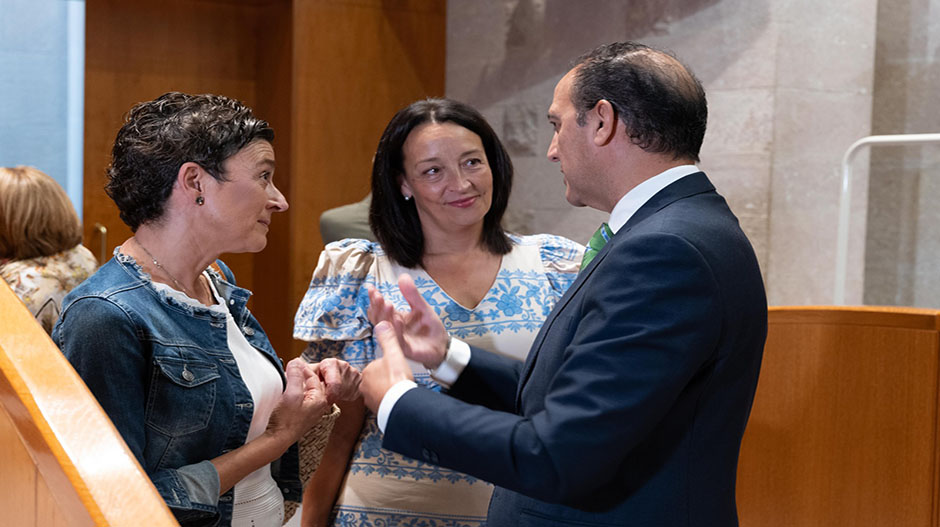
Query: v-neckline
[[420, 253, 506, 312]]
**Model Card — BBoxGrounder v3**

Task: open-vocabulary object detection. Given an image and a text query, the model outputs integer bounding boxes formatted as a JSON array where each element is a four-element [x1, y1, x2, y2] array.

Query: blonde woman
[[0, 166, 97, 333]]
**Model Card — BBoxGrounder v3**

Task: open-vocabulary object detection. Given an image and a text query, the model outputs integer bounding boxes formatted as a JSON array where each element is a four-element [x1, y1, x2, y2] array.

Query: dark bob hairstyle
[[106, 92, 274, 231], [571, 41, 707, 162], [369, 98, 513, 269]]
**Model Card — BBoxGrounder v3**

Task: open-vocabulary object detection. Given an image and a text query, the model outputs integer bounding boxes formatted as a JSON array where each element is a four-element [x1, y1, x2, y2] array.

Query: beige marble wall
[[766, 0, 878, 305], [447, 0, 879, 305], [864, 0, 940, 307]]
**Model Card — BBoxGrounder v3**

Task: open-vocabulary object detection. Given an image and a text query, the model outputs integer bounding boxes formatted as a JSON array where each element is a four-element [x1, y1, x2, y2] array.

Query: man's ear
[[592, 99, 617, 146]]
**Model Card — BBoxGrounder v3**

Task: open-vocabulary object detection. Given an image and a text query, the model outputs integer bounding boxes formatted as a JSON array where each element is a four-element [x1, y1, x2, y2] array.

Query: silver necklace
[[136, 239, 194, 297]]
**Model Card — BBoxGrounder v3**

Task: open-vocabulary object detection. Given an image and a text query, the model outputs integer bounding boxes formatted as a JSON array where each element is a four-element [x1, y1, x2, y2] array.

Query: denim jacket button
[[229, 299, 235, 305], [243, 327, 255, 336], [181, 369, 195, 382]]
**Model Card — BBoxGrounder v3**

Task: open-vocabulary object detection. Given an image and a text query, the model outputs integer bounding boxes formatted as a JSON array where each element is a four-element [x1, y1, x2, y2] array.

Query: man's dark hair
[[571, 41, 707, 162], [106, 92, 274, 231], [369, 98, 513, 268]]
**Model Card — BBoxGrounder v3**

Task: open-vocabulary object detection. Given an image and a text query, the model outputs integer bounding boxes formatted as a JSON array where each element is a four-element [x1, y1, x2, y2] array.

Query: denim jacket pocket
[[147, 355, 220, 436]]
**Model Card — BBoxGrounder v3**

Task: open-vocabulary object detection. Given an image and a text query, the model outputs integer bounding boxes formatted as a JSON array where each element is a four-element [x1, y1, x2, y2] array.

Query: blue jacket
[[383, 173, 767, 526], [53, 251, 300, 527]]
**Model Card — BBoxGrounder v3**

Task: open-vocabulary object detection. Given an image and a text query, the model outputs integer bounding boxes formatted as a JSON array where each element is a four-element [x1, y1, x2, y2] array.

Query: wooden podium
[[0, 280, 177, 526], [738, 306, 940, 526]]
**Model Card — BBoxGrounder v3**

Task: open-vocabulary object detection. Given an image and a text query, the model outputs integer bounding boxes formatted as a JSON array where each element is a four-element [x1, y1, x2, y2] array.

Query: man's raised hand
[[360, 321, 415, 412], [367, 274, 449, 369]]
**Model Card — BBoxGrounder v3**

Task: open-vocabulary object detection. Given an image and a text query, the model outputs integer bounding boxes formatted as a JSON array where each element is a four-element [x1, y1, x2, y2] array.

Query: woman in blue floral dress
[[292, 99, 583, 527]]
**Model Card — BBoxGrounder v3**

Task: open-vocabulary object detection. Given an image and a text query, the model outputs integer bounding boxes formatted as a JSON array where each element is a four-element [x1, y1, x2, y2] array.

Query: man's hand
[[367, 274, 449, 369], [311, 358, 361, 404], [360, 321, 416, 412]]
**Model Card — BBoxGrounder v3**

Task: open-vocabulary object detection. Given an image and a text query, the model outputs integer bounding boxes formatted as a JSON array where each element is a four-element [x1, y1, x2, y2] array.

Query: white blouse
[[153, 273, 284, 527]]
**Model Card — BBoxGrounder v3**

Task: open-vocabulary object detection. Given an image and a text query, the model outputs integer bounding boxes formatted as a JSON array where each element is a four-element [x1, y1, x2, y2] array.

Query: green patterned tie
[[580, 222, 614, 270]]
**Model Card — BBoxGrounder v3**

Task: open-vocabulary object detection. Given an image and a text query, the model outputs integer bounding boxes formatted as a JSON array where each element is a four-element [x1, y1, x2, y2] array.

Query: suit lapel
[[515, 247, 608, 406], [514, 172, 716, 408]]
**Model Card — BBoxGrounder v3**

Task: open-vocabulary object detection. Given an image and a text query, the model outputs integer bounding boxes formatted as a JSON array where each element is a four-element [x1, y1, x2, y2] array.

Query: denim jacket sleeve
[[54, 296, 223, 526]]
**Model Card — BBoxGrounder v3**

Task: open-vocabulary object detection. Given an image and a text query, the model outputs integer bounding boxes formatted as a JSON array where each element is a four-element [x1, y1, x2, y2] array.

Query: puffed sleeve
[[535, 233, 585, 296], [293, 239, 378, 367]]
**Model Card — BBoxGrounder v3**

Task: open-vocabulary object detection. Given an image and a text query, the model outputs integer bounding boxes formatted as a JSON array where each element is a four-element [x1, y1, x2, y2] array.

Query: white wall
[[0, 0, 85, 217]]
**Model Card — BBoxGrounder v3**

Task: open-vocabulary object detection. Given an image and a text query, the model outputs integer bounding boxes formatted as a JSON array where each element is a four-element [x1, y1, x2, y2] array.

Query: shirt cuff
[[427, 337, 470, 389], [377, 379, 418, 433]]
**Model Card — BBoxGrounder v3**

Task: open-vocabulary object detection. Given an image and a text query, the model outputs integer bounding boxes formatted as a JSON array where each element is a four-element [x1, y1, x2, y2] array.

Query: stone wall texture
[[447, 0, 889, 306], [865, 0, 940, 307]]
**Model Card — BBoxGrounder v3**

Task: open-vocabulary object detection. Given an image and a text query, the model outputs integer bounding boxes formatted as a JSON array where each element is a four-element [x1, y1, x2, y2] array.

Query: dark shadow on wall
[[454, 0, 767, 109]]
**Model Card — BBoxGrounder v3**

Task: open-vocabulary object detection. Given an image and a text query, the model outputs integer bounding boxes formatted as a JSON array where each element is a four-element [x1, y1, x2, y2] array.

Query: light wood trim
[[0, 280, 178, 526], [769, 304, 940, 330]]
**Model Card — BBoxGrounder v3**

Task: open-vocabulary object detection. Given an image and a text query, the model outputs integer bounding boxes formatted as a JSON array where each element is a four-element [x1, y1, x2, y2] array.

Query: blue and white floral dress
[[293, 233, 583, 527]]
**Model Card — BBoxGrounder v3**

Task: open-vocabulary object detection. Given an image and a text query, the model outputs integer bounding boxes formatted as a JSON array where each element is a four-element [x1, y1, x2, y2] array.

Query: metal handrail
[[834, 133, 940, 304]]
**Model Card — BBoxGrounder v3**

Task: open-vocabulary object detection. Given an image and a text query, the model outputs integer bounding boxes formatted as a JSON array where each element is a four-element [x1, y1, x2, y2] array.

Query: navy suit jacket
[[384, 173, 767, 526]]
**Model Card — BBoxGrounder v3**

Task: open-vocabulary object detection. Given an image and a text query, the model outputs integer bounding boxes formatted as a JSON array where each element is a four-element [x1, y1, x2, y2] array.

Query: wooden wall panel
[[84, 0, 445, 357], [1, 398, 74, 527], [0, 404, 39, 527], [1, 280, 178, 526], [286, 0, 445, 356], [737, 306, 940, 527], [247, 0, 296, 359], [84, 0, 271, 294], [36, 475, 72, 527]]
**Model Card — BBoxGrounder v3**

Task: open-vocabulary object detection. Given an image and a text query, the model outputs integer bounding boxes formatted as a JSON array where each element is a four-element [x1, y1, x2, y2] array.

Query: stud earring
[[403, 194, 412, 201], [196, 196, 205, 206]]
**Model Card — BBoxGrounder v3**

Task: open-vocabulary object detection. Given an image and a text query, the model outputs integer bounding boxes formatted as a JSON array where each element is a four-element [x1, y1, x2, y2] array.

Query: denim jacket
[[52, 251, 301, 527]]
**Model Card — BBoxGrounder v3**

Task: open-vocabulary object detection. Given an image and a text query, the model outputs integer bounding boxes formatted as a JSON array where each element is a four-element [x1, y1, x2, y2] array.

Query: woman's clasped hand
[[265, 358, 361, 450]]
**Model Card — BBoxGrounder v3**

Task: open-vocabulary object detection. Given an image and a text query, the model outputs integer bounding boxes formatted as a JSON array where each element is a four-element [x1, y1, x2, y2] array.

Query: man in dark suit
[[359, 41, 767, 526]]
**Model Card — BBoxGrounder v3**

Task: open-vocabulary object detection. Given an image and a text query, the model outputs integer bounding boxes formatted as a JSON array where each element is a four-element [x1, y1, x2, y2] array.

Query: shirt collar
[[608, 165, 700, 234]]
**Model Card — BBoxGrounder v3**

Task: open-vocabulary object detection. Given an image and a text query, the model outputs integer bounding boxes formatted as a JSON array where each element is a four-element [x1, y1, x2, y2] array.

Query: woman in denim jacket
[[53, 93, 360, 527]]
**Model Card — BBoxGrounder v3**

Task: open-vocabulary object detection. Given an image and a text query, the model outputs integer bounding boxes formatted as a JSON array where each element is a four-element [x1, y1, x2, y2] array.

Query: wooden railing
[[0, 280, 178, 526], [738, 306, 940, 526]]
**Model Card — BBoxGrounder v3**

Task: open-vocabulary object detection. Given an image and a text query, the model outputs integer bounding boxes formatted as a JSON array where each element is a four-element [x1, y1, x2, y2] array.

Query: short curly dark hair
[[106, 92, 274, 231], [571, 42, 707, 162], [369, 98, 513, 269]]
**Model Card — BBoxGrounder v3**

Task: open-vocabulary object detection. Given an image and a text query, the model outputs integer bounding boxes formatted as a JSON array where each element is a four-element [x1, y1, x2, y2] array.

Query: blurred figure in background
[[0, 166, 97, 334], [319, 193, 375, 244]]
